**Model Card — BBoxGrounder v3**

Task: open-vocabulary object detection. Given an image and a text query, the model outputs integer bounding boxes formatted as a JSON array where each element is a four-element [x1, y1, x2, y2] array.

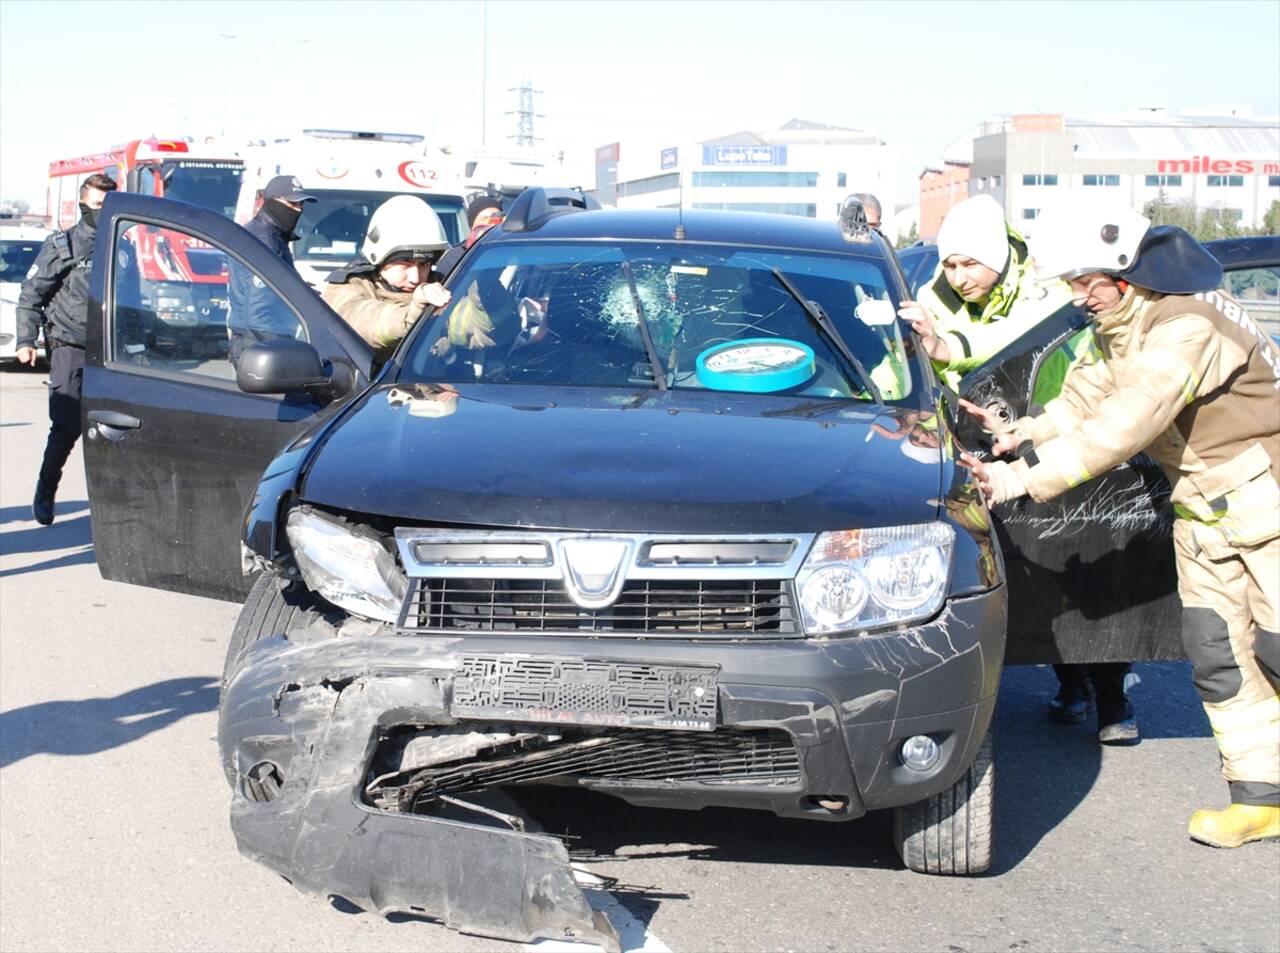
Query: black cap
[[263, 174, 316, 204], [466, 194, 503, 224]]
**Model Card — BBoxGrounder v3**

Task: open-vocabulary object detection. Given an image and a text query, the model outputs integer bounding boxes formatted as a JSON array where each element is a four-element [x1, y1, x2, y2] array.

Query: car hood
[[299, 384, 943, 533]]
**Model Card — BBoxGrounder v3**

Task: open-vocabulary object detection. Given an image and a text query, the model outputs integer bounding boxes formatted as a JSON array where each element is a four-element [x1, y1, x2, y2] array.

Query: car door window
[[112, 219, 306, 381], [1029, 324, 1101, 407], [1226, 265, 1279, 341]]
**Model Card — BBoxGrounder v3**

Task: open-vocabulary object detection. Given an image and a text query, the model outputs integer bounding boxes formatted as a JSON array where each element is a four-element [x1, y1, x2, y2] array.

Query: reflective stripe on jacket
[[916, 225, 1071, 389]]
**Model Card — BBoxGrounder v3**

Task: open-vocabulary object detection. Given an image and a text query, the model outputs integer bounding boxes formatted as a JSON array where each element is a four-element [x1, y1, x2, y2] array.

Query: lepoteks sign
[[1157, 156, 1280, 175]]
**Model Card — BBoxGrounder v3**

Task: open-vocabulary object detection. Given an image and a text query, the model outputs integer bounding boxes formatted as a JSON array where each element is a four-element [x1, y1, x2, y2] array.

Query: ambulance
[[234, 129, 468, 290]]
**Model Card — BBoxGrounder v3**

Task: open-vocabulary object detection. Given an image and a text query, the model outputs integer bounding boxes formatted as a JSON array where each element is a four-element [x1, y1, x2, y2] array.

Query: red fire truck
[[47, 137, 246, 357]]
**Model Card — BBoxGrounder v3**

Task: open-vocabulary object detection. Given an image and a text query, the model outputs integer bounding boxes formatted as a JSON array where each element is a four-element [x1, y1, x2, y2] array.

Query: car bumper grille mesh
[[371, 728, 801, 810]]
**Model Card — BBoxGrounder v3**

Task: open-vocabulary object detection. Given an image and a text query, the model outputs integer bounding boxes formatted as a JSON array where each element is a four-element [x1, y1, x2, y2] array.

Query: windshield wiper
[[770, 267, 882, 404], [620, 260, 669, 391]]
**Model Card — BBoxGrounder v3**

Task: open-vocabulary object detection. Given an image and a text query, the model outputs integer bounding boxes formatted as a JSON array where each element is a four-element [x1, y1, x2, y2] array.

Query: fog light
[[900, 735, 940, 772]]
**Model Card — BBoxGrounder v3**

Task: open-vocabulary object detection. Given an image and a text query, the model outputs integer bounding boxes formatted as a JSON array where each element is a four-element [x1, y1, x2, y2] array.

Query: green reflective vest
[[917, 226, 1072, 390]]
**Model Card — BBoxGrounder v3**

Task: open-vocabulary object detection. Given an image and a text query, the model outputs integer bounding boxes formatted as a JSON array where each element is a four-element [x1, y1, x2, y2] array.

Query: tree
[[0, 197, 31, 215], [1263, 200, 1280, 236], [895, 222, 919, 250]]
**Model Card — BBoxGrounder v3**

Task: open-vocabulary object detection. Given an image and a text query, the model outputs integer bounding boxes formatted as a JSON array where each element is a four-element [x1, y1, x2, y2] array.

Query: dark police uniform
[[227, 206, 301, 365], [16, 217, 100, 505]]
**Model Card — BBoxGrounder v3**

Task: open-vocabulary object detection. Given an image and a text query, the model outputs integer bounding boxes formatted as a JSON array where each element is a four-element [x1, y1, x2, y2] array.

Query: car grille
[[398, 577, 801, 637], [367, 727, 802, 811]]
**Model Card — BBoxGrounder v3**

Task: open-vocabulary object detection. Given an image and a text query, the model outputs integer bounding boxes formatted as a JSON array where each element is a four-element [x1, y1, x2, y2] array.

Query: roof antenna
[[674, 165, 686, 240]]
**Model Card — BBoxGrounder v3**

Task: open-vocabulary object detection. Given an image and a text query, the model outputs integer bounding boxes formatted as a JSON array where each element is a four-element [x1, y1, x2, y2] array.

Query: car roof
[[1204, 235, 1280, 270], [0, 223, 50, 241], [487, 207, 896, 259]]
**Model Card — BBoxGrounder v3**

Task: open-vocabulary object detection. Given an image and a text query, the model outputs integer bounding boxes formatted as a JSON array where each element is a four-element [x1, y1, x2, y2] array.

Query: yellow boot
[[1188, 804, 1280, 848]]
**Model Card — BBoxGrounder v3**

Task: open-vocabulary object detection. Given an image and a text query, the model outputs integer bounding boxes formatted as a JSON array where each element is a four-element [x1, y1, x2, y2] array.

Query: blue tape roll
[[695, 338, 817, 393]]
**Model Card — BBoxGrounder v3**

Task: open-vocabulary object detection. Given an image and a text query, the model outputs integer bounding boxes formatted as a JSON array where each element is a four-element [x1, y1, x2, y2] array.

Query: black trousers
[[1054, 661, 1132, 712], [38, 343, 85, 493]]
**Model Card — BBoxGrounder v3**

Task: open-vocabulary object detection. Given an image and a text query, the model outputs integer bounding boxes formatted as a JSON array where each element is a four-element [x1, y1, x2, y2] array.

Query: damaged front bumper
[[218, 585, 1004, 948]]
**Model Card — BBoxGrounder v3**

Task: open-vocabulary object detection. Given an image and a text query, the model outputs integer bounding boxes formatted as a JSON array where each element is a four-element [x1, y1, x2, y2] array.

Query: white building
[[966, 108, 1280, 232], [598, 119, 896, 227]]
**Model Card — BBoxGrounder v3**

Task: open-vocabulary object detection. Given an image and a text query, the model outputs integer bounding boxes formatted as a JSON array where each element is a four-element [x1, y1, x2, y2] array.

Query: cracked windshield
[[408, 241, 912, 400]]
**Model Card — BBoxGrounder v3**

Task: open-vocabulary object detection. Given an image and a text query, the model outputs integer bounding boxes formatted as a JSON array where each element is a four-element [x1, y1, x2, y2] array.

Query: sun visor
[[1124, 226, 1223, 295]]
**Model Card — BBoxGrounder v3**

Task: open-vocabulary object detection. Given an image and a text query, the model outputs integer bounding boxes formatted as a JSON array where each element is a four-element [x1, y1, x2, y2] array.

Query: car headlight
[[285, 508, 407, 623], [796, 523, 953, 635]]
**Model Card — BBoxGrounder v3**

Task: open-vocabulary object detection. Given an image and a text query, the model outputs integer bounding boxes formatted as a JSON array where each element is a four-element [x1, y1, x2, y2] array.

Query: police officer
[[227, 174, 315, 364], [900, 194, 1138, 740], [15, 172, 117, 526], [899, 194, 1071, 391], [964, 196, 1280, 848], [322, 195, 452, 365]]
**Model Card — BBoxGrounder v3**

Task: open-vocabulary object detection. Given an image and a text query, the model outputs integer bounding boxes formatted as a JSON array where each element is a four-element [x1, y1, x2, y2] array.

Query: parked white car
[[0, 222, 50, 362]]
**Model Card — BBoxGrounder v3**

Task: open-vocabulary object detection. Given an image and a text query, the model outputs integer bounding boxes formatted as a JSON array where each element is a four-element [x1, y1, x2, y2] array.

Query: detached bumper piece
[[220, 644, 621, 952]]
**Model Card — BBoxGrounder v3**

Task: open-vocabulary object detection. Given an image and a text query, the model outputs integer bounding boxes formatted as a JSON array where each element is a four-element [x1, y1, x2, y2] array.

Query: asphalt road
[[1, 364, 1277, 953]]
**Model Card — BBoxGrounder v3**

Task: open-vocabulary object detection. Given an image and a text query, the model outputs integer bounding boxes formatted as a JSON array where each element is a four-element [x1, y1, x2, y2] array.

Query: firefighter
[[322, 196, 452, 364], [962, 196, 1280, 848]]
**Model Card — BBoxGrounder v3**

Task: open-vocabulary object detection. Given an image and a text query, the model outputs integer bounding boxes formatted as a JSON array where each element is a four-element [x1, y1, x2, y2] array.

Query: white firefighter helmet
[[1029, 195, 1150, 281], [361, 196, 449, 267]]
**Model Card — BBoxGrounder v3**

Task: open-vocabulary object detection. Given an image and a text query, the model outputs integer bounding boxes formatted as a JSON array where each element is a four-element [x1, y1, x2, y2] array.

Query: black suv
[[80, 190, 1234, 950]]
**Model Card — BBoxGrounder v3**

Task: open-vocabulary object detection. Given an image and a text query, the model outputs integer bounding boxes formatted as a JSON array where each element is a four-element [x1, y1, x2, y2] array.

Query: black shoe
[[1049, 680, 1094, 724], [32, 480, 55, 526], [1098, 698, 1140, 745]]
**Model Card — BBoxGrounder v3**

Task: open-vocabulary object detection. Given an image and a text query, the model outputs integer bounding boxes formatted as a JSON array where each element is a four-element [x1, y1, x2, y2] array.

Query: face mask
[[263, 199, 302, 232], [79, 203, 100, 229]]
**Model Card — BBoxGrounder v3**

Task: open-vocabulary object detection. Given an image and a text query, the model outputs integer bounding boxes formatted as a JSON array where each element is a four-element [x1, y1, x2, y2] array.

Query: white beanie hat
[[937, 195, 1010, 273]]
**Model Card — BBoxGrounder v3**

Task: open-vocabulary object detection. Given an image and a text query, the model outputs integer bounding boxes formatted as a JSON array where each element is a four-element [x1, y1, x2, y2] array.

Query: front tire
[[893, 728, 994, 875], [221, 572, 307, 692]]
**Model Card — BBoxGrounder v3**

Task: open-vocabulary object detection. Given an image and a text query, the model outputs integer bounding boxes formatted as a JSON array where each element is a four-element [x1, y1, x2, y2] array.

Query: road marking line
[[524, 873, 672, 953]]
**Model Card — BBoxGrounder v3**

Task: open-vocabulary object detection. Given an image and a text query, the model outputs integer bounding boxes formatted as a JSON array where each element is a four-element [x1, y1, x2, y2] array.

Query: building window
[[1270, 175, 1280, 187], [1207, 175, 1245, 187], [1224, 208, 1244, 222], [1022, 208, 1038, 220], [1021, 174, 1058, 186], [836, 172, 847, 188], [1083, 174, 1121, 187], [692, 202, 817, 217], [691, 171, 819, 188], [1145, 174, 1183, 187], [615, 173, 680, 197], [976, 177, 986, 191], [991, 175, 1001, 188]]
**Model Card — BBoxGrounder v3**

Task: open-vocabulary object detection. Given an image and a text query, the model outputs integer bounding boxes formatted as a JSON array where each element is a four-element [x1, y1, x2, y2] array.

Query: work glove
[[958, 398, 1026, 457], [978, 460, 1028, 505], [413, 282, 452, 310]]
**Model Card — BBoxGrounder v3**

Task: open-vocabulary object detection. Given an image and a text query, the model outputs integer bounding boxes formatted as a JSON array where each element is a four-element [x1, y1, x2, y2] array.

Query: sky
[[2, 0, 1278, 212]]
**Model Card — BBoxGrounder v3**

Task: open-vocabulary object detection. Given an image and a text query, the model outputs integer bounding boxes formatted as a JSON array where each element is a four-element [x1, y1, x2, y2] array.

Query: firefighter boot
[[32, 479, 55, 527], [1187, 804, 1280, 848]]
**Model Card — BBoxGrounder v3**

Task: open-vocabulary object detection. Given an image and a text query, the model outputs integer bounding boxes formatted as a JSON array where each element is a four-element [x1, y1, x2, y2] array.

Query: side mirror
[[236, 338, 330, 395]]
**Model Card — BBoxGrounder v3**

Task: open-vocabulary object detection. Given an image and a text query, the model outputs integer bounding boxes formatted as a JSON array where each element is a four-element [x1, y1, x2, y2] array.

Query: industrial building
[[919, 109, 1280, 239]]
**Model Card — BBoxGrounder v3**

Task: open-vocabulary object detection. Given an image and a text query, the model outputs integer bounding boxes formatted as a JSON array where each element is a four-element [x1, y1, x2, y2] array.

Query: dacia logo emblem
[[557, 538, 634, 609]]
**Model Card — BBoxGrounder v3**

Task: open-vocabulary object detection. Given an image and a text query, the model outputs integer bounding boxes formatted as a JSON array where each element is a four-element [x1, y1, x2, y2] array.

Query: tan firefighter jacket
[[1006, 285, 1280, 547], [322, 272, 426, 363]]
